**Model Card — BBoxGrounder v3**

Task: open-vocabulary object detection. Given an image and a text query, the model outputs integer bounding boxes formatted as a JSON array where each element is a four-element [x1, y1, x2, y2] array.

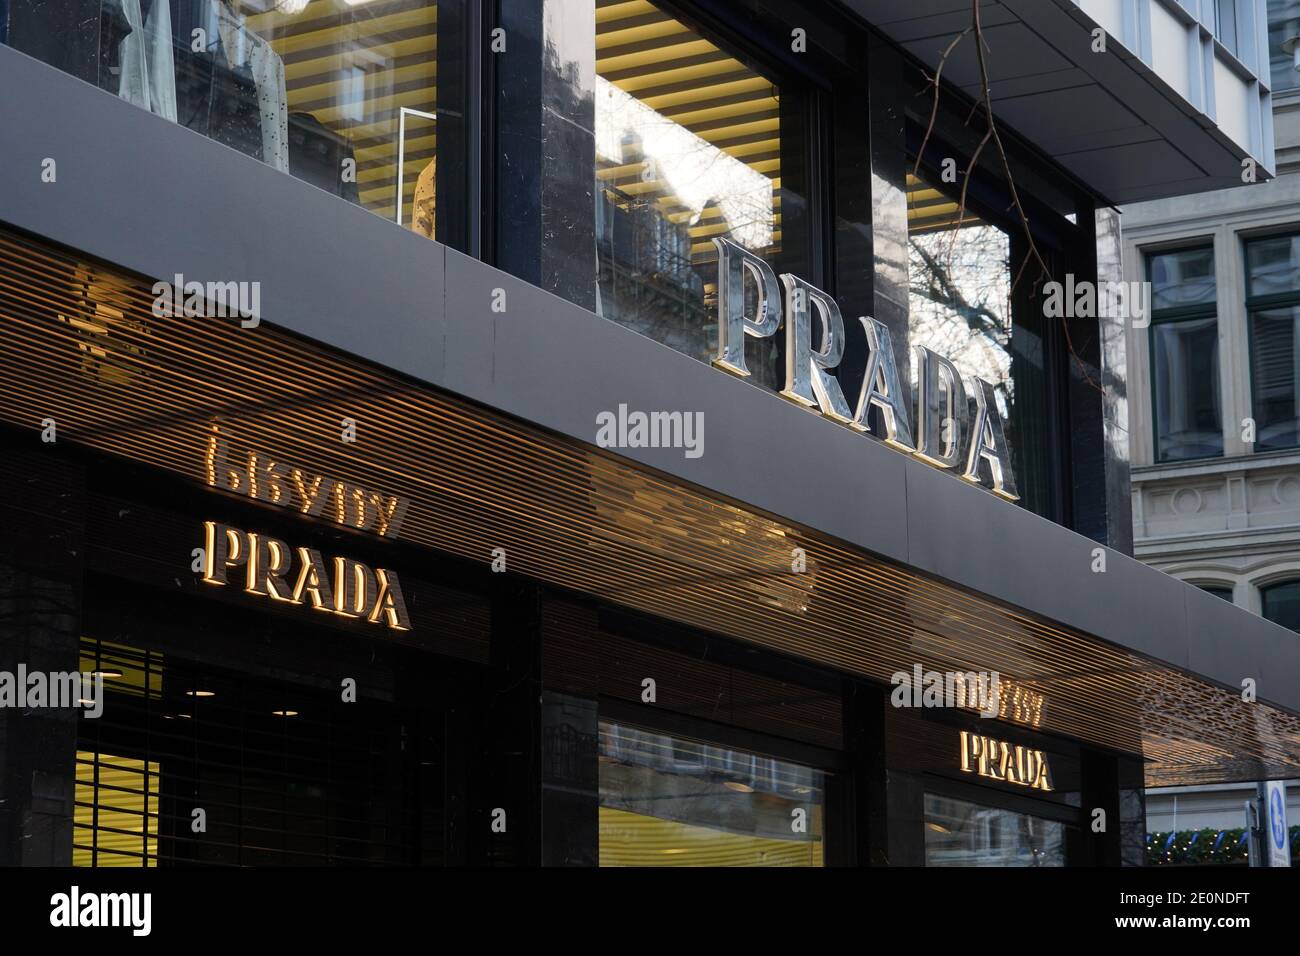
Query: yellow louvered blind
[[243, 0, 439, 225], [596, 0, 781, 264]]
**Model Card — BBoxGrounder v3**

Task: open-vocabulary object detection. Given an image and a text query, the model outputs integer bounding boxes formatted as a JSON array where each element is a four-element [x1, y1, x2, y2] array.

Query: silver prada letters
[[711, 237, 1018, 500]]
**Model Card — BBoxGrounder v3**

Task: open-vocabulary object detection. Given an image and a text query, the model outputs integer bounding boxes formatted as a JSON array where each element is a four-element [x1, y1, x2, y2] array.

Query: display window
[[923, 793, 1068, 867], [597, 720, 828, 867]]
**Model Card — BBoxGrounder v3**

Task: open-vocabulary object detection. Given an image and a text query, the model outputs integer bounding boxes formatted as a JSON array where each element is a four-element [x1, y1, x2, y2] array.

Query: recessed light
[[272, 710, 299, 717], [724, 781, 754, 793], [92, 669, 123, 679], [185, 690, 215, 698], [662, 848, 689, 854]]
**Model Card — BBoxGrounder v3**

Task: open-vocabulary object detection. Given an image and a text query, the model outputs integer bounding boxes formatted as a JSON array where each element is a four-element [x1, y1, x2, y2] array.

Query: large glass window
[[1262, 580, 1300, 632], [1147, 247, 1222, 462], [598, 721, 826, 866], [2, 1, 467, 247], [1247, 234, 1300, 450], [593, 0, 806, 390], [924, 793, 1067, 867], [907, 168, 1052, 515], [1269, 0, 1300, 93]]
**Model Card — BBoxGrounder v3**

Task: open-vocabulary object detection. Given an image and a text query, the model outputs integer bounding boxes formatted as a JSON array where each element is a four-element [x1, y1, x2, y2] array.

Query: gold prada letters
[[959, 730, 1053, 791], [200, 521, 411, 631]]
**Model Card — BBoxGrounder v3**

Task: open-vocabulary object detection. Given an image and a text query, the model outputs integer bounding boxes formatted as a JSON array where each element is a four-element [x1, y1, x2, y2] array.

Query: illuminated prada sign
[[200, 521, 411, 631], [959, 730, 1053, 791], [712, 238, 1018, 500], [206, 430, 410, 538]]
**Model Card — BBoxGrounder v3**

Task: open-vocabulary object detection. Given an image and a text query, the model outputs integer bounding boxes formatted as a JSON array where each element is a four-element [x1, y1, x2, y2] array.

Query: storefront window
[[907, 168, 1052, 514], [598, 721, 826, 866], [924, 793, 1066, 867], [1, 1, 467, 247], [75, 626, 445, 866], [593, 0, 806, 390]]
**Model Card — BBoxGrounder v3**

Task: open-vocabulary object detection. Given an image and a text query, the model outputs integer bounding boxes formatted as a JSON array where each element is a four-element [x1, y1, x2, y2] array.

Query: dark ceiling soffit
[[0, 45, 1297, 723], [837, 0, 1271, 205]]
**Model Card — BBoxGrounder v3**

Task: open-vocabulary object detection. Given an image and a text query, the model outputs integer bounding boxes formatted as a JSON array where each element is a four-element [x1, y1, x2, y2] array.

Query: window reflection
[[1247, 236, 1300, 450], [1262, 580, 1300, 632], [1148, 247, 1222, 461], [924, 793, 1066, 867], [906, 184, 1014, 421], [593, 0, 795, 389], [907, 170, 1049, 505], [1268, 0, 1300, 93], [3, 1, 458, 242], [1152, 317, 1223, 459], [598, 721, 825, 867]]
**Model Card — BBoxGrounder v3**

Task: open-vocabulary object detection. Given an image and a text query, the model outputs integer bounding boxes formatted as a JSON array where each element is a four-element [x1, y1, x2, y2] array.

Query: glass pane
[[1247, 234, 1300, 298], [598, 721, 825, 866], [1262, 580, 1300, 631], [1198, 585, 1234, 602], [2, 0, 464, 246], [594, 0, 802, 389], [1252, 306, 1300, 449], [924, 793, 1066, 867], [907, 172, 1052, 513], [1152, 316, 1222, 461], [1269, 0, 1300, 93], [1218, 0, 1238, 55], [1149, 248, 1216, 311]]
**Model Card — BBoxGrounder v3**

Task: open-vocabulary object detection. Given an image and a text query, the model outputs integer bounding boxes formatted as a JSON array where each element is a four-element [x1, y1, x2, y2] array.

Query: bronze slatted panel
[[0, 227, 1298, 788], [542, 598, 844, 751]]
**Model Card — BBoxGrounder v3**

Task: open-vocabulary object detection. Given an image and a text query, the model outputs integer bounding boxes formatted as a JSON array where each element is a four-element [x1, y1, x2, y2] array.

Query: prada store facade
[[2, 0, 1300, 869]]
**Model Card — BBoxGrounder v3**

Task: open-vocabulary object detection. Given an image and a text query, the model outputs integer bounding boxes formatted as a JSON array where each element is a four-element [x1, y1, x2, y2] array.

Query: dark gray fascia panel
[[0, 46, 1296, 716]]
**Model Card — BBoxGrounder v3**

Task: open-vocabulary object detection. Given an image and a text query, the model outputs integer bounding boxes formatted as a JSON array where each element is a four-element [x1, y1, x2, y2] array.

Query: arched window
[[1261, 581, 1300, 632], [1196, 584, 1233, 603]]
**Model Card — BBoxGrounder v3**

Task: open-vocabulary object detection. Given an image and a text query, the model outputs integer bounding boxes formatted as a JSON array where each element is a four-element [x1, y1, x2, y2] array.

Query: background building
[[1123, 0, 1300, 865]]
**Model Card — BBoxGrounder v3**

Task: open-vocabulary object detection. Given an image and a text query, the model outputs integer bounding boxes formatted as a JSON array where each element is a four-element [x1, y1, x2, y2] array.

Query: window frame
[[1245, 231, 1300, 453], [1144, 244, 1223, 464], [1260, 577, 1300, 631]]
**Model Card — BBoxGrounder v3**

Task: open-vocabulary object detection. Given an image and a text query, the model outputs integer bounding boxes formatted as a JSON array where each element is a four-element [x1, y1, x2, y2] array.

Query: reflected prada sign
[[206, 429, 410, 538], [200, 520, 411, 630], [712, 238, 1018, 500], [959, 730, 1053, 791]]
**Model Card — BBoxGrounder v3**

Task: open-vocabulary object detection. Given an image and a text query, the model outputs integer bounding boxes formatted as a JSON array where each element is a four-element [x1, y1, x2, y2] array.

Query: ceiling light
[[185, 690, 215, 697], [724, 781, 754, 793], [272, 709, 299, 717]]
